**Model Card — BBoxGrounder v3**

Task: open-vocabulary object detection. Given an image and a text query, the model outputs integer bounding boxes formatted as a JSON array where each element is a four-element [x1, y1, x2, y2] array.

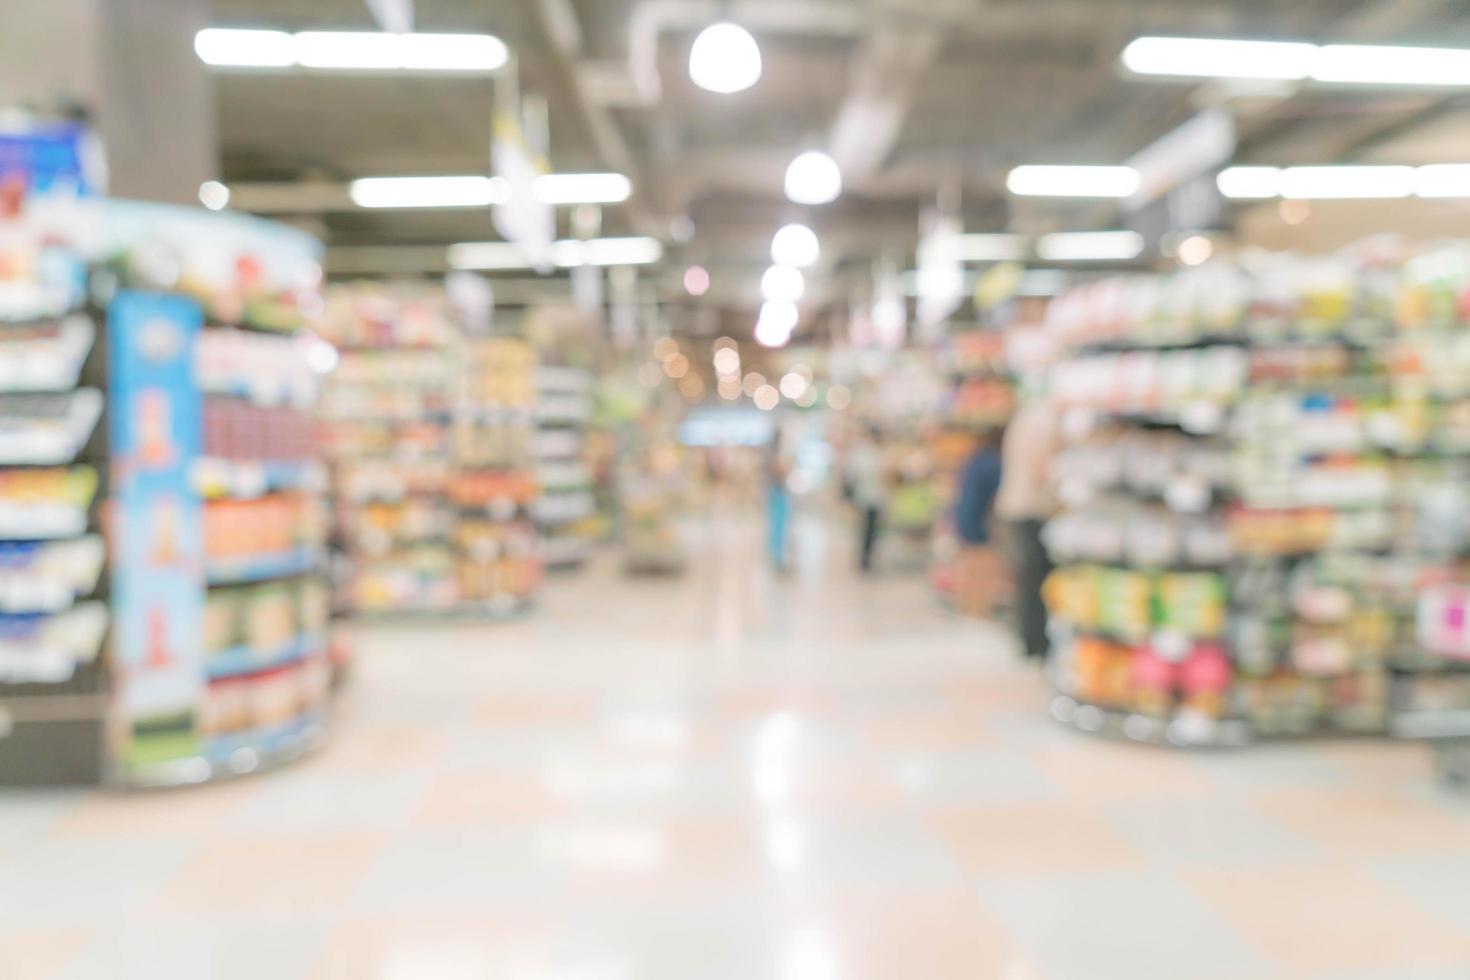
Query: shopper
[[997, 396, 1059, 659], [764, 427, 791, 572], [847, 426, 887, 573], [953, 427, 1005, 617]]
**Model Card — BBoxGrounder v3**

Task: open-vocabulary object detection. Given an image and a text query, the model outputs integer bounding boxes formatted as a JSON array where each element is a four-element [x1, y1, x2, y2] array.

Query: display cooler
[[0, 195, 342, 787]]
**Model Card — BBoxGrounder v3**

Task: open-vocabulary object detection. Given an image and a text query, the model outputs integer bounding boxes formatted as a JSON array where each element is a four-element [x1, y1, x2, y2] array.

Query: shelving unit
[[0, 195, 340, 787], [1039, 251, 1470, 746], [0, 221, 109, 785], [535, 365, 596, 571], [319, 288, 541, 617]]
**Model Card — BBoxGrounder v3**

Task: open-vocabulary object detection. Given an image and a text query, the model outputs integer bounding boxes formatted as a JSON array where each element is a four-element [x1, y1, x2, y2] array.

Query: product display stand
[[0, 197, 338, 786], [0, 208, 109, 785], [453, 338, 541, 614], [319, 288, 542, 618], [534, 365, 596, 571], [1041, 250, 1470, 747]]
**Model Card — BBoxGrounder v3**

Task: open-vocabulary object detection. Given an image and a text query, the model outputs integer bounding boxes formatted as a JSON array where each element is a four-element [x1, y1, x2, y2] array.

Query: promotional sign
[[107, 291, 205, 771], [0, 121, 106, 214], [492, 111, 554, 270], [915, 207, 964, 339]]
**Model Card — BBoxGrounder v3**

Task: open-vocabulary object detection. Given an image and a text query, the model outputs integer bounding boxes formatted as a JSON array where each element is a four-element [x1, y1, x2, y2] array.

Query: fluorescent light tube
[[555, 237, 663, 267], [532, 173, 632, 204], [294, 31, 402, 69], [1277, 165, 1415, 199], [1121, 36, 1316, 80], [1035, 231, 1145, 262], [195, 28, 294, 67], [1216, 166, 1282, 199], [1312, 44, 1470, 87], [955, 234, 1027, 262], [1415, 164, 1470, 198], [350, 175, 510, 208], [1006, 165, 1140, 198], [196, 29, 507, 72], [447, 242, 530, 270], [447, 237, 663, 270], [398, 33, 509, 71]]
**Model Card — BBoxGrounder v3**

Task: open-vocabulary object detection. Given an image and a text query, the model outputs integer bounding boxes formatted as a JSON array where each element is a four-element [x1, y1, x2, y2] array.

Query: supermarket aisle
[[6, 515, 1470, 980]]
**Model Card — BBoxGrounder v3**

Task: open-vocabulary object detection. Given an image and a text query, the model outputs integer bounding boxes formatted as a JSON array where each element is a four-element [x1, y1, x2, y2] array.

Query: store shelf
[[1049, 695, 1253, 748], [194, 458, 326, 500], [126, 710, 328, 789], [205, 633, 325, 681], [206, 548, 324, 586]]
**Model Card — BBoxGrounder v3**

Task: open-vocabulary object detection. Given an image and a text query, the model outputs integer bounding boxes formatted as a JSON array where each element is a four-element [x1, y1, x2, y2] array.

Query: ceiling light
[[1035, 231, 1145, 262], [779, 372, 809, 400], [447, 236, 663, 270], [351, 175, 509, 208], [826, 384, 852, 410], [784, 151, 842, 205], [689, 22, 762, 94], [756, 300, 798, 347], [1416, 164, 1470, 197], [760, 264, 805, 303], [683, 265, 711, 296], [195, 29, 506, 71], [1121, 36, 1315, 80], [533, 172, 631, 205], [1312, 44, 1470, 86], [397, 33, 509, 71], [753, 384, 780, 409], [294, 31, 403, 69], [1006, 165, 1140, 198], [713, 348, 740, 374], [445, 242, 527, 270], [195, 28, 295, 67], [198, 180, 230, 211], [552, 237, 663, 267], [1176, 235, 1213, 267], [1216, 166, 1281, 199], [771, 224, 820, 268], [1278, 165, 1414, 199], [956, 233, 1027, 262]]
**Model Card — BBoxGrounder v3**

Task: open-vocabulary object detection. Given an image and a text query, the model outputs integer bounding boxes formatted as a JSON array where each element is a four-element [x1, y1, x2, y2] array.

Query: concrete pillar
[[0, 0, 216, 204]]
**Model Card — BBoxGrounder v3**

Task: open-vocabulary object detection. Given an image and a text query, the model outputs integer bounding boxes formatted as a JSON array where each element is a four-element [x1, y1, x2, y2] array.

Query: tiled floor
[[5, 513, 1470, 979]]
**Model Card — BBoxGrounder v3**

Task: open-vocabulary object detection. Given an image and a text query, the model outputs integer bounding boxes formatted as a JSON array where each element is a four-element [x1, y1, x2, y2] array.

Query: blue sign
[[108, 291, 204, 765]]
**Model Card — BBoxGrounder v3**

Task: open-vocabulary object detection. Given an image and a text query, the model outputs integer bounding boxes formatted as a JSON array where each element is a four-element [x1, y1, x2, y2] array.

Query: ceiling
[[209, 0, 1470, 326]]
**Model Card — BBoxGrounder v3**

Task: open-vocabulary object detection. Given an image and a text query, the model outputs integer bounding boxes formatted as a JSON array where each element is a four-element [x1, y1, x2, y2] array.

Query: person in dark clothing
[[952, 428, 1005, 617]]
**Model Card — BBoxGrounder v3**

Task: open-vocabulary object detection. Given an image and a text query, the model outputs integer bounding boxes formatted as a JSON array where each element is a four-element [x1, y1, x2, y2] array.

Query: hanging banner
[[915, 207, 964, 340], [492, 112, 554, 271], [108, 290, 205, 772]]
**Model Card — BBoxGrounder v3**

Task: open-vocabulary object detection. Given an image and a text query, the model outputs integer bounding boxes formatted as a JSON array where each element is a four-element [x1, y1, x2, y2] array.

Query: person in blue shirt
[[952, 427, 1005, 616]]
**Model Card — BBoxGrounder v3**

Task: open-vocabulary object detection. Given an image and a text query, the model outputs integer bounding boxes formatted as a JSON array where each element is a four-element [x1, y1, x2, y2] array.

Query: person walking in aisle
[[953, 427, 1005, 617], [997, 395, 1059, 659], [764, 427, 792, 573], [847, 426, 887, 573]]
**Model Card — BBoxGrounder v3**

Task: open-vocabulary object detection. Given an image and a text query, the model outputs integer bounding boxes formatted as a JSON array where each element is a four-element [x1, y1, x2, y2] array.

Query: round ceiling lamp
[[771, 223, 820, 267], [760, 264, 805, 303], [784, 151, 842, 205], [689, 23, 762, 94]]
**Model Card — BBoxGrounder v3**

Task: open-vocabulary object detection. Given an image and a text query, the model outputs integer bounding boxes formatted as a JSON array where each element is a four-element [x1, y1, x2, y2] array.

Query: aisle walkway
[[5, 516, 1470, 979]]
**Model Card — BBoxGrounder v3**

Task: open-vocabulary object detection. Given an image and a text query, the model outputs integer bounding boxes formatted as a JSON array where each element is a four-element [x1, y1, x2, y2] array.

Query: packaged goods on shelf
[[318, 289, 542, 615], [0, 315, 95, 392], [534, 363, 594, 571], [1040, 244, 1470, 745], [0, 536, 105, 613]]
